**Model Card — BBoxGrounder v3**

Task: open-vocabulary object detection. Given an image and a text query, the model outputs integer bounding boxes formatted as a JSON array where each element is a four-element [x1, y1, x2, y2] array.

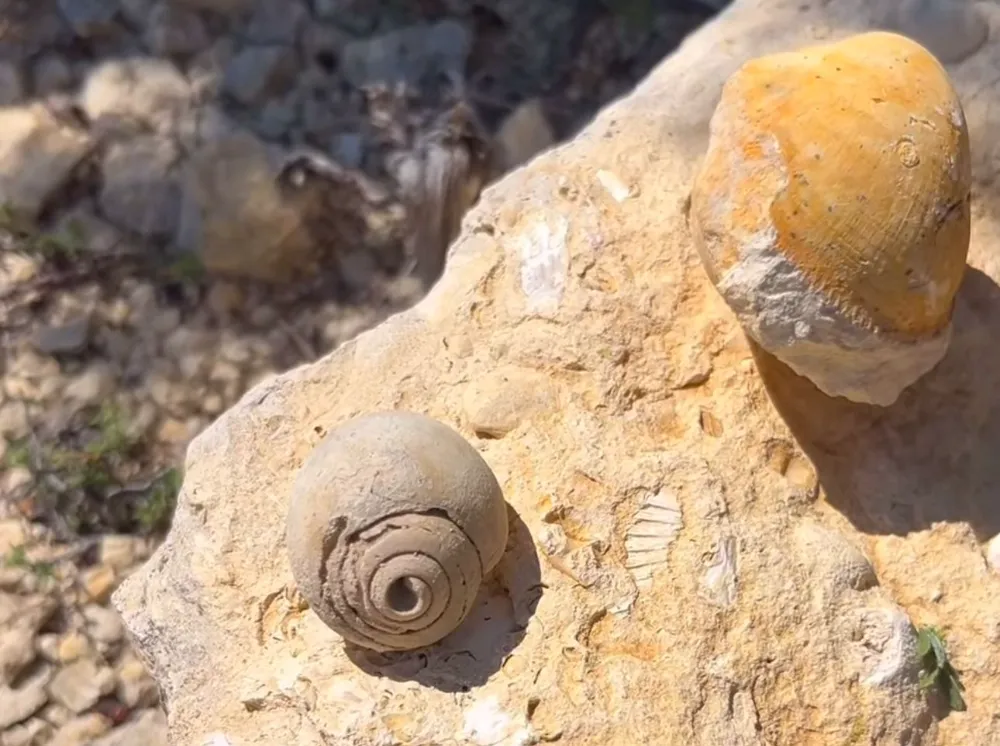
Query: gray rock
[[0, 2, 71, 60], [330, 132, 363, 169], [144, 2, 211, 57], [311, 0, 360, 21], [57, 0, 119, 37], [222, 45, 297, 106], [300, 23, 352, 70], [47, 659, 111, 713], [33, 55, 74, 96], [168, 0, 252, 14], [300, 93, 337, 139], [99, 136, 181, 240], [0, 664, 52, 729], [31, 318, 91, 355], [341, 20, 471, 89], [0, 62, 24, 106], [254, 95, 299, 140], [244, 0, 308, 46], [0, 105, 93, 220], [118, 0, 157, 26]]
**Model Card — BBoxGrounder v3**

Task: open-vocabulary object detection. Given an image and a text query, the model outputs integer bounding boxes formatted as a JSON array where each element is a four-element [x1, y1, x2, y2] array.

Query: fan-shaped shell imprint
[[286, 411, 509, 652], [625, 489, 684, 590]]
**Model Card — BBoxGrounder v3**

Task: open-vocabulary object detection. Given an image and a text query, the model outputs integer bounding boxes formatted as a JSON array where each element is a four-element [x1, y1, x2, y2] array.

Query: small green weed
[[917, 625, 967, 713], [0, 202, 86, 259], [3, 544, 56, 579], [135, 468, 182, 534], [3, 403, 181, 536]]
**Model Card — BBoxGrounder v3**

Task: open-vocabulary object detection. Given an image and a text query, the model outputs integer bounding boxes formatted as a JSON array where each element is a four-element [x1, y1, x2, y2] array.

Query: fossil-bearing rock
[[113, 1, 1000, 744]]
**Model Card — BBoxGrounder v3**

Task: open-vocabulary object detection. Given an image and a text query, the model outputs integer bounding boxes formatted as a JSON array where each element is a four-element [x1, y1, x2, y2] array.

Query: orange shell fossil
[[690, 31, 971, 406]]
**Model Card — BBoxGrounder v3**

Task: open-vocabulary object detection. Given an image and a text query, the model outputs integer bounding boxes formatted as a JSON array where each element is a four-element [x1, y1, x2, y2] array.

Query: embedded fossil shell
[[690, 31, 971, 406], [286, 411, 509, 652], [625, 489, 684, 590]]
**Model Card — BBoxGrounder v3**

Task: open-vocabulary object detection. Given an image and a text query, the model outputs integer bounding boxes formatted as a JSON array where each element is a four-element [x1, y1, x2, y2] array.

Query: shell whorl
[[286, 411, 508, 652], [322, 511, 484, 649]]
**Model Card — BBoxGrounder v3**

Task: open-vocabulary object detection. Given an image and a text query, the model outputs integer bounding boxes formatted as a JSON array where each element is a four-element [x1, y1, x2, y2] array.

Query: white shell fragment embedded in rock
[[625, 489, 684, 589]]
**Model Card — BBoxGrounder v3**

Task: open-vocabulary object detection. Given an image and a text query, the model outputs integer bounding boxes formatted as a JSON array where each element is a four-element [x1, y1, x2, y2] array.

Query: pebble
[[82, 605, 124, 645], [0, 401, 30, 439], [0, 521, 29, 554], [63, 363, 117, 409], [0, 625, 37, 685], [145, 2, 212, 57], [93, 708, 166, 745], [81, 566, 117, 604], [99, 137, 182, 241], [31, 319, 91, 355], [244, 0, 308, 45], [48, 713, 112, 745], [1, 718, 51, 746], [56, 633, 91, 664], [48, 658, 115, 713], [222, 45, 297, 105], [0, 664, 52, 729], [98, 536, 142, 573], [115, 653, 158, 709]]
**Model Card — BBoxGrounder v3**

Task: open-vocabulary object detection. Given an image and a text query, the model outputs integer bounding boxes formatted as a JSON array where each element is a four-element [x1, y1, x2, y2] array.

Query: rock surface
[[113, 1, 1000, 745]]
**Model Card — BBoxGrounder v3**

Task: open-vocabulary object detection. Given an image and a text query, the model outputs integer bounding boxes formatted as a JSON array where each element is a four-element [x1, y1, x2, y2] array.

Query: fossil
[[285, 410, 509, 652]]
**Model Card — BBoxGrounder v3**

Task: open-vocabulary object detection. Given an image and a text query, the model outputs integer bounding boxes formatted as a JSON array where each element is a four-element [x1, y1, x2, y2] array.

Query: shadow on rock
[[345, 505, 543, 693], [753, 266, 1000, 542]]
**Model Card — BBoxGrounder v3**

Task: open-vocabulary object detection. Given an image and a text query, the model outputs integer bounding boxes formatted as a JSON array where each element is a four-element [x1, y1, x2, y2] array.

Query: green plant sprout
[[916, 625, 966, 713], [3, 545, 56, 579]]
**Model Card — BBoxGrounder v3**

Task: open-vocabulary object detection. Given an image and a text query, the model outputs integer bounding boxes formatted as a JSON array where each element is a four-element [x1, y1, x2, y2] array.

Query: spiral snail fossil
[[690, 31, 971, 406], [286, 411, 509, 652]]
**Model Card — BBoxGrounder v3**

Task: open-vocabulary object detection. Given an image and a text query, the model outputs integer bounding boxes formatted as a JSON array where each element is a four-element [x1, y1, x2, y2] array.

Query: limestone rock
[[114, 1, 1000, 745], [0, 105, 93, 220], [79, 58, 193, 137], [177, 131, 317, 282]]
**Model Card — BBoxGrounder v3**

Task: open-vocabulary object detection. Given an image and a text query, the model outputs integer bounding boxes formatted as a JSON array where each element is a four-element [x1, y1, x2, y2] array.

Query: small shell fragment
[[596, 169, 635, 203], [701, 535, 738, 608], [625, 489, 684, 589]]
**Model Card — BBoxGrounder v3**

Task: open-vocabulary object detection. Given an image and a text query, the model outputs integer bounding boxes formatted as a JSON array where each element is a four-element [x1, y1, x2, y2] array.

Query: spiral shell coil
[[286, 411, 509, 652]]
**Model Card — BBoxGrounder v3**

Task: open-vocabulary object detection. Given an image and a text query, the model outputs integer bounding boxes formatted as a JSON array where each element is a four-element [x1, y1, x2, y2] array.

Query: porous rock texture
[[114, 0, 1000, 744]]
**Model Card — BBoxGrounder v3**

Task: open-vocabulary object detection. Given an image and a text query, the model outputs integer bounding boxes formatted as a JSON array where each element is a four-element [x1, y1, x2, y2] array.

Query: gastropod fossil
[[690, 31, 971, 406], [286, 411, 509, 652]]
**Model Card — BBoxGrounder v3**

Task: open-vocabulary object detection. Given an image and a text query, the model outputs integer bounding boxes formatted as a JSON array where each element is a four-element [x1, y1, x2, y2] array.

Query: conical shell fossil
[[690, 31, 971, 406], [286, 411, 509, 652]]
